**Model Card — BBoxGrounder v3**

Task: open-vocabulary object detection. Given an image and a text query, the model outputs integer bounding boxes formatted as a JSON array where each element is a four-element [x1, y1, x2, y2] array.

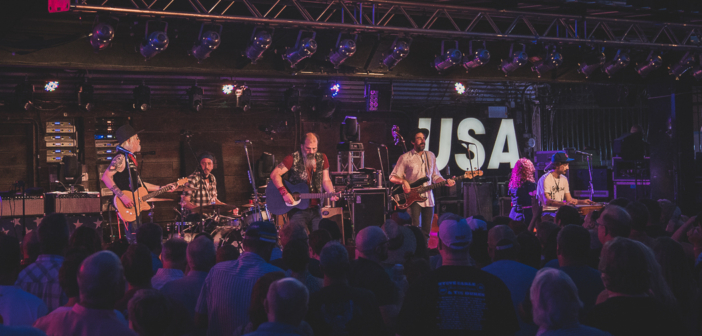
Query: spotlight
[[140, 21, 169, 60], [603, 50, 630, 77], [283, 31, 317, 68], [222, 85, 234, 95], [500, 44, 528, 76], [433, 40, 462, 73], [381, 37, 411, 70], [454, 82, 466, 95], [44, 81, 59, 92], [188, 86, 204, 112], [328, 33, 357, 69], [15, 83, 34, 111], [340, 116, 360, 142], [245, 28, 272, 64], [234, 85, 251, 112], [190, 24, 222, 63], [89, 22, 114, 52], [669, 52, 696, 80], [314, 85, 339, 119], [635, 52, 663, 78], [77, 83, 94, 111], [462, 41, 490, 70], [133, 83, 151, 111], [532, 50, 563, 78], [578, 50, 606, 78], [330, 83, 341, 98]]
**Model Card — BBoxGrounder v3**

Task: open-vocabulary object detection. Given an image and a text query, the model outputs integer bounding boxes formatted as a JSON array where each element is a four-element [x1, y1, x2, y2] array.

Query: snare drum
[[219, 216, 242, 227], [241, 210, 269, 225]]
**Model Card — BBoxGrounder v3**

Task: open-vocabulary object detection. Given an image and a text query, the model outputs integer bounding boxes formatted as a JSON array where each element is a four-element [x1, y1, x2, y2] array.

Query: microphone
[[573, 150, 593, 156], [368, 141, 386, 147], [141, 151, 156, 156], [116, 145, 133, 155], [235, 140, 251, 144]]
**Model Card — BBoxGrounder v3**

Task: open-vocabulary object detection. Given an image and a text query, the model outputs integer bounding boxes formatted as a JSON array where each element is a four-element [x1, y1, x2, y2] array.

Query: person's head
[[0, 234, 21, 284], [59, 248, 91, 299], [105, 237, 130, 258], [631, 124, 643, 134], [116, 124, 142, 152], [555, 206, 581, 227], [265, 278, 309, 326], [557, 225, 590, 266], [319, 241, 350, 279], [355, 226, 388, 262], [187, 236, 216, 272], [37, 213, 70, 256], [248, 272, 286, 329], [658, 199, 678, 228], [161, 238, 187, 271], [121, 243, 154, 287], [243, 221, 278, 262], [609, 197, 631, 208], [301, 132, 319, 157], [487, 225, 518, 262], [308, 229, 332, 259], [198, 152, 215, 177], [78, 250, 126, 309], [22, 230, 41, 265], [216, 245, 240, 263], [128, 289, 185, 336], [639, 199, 662, 227], [136, 223, 163, 256], [410, 128, 429, 152], [509, 157, 536, 189], [536, 221, 558, 248], [597, 205, 631, 245], [438, 217, 472, 261], [553, 162, 569, 175], [318, 219, 342, 243], [517, 231, 542, 269], [626, 201, 650, 232], [279, 223, 308, 249], [599, 237, 650, 295], [531, 268, 582, 330], [282, 239, 310, 273], [69, 226, 102, 255]]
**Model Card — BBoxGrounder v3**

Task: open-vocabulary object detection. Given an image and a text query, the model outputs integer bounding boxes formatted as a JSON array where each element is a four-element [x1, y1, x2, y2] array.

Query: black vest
[[286, 152, 324, 193], [112, 154, 142, 192]]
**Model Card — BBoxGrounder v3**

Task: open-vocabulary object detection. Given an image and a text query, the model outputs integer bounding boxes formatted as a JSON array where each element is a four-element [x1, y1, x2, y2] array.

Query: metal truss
[[57, 0, 702, 51]]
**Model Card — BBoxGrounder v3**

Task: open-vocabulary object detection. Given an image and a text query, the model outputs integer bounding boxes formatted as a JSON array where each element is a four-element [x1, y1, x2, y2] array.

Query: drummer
[[183, 152, 238, 218]]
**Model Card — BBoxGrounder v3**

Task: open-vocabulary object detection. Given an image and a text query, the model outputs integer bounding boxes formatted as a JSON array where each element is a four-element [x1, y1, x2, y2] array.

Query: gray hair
[[530, 268, 582, 330], [279, 223, 308, 248], [355, 226, 387, 256], [187, 236, 216, 272], [267, 278, 309, 325], [161, 238, 188, 264], [319, 242, 349, 278], [78, 251, 125, 306]]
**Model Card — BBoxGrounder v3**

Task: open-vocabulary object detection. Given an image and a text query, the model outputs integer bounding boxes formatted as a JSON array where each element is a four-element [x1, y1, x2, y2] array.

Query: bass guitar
[[115, 178, 189, 222], [390, 170, 483, 210], [266, 180, 350, 215]]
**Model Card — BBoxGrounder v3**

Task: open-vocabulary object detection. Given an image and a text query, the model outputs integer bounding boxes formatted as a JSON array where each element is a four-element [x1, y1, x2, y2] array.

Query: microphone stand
[[587, 155, 594, 201], [183, 135, 207, 232], [243, 142, 269, 221]]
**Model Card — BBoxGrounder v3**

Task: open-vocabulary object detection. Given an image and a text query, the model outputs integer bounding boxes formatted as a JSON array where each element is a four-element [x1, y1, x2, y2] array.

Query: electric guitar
[[114, 178, 189, 222], [266, 180, 351, 215], [390, 170, 483, 210]]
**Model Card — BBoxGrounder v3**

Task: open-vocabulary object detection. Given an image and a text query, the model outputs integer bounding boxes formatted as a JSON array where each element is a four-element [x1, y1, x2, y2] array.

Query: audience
[[245, 278, 310, 336], [318, 218, 343, 243], [282, 239, 322, 294], [195, 221, 283, 336], [16, 213, 69, 312], [626, 201, 654, 248], [607, 197, 631, 208], [34, 251, 136, 336], [381, 219, 417, 267], [115, 244, 154, 316], [597, 205, 631, 245], [639, 199, 668, 238], [517, 231, 542, 269], [20, 230, 41, 270], [307, 229, 331, 278], [555, 205, 582, 227], [105, 237, 130, 258], [57, 248, 91, 308], [215, 244, 240, 263], [128, 289, 190, 336], [151, 238, 187, 290], [136, 223, 164, 274], [658, 199, 682, 233], [233, 272, 285, 335], [68, 226, 102, 255], [271, 223, 309, 269], [652, 237, 698, 334], [530, 268, 610, 336], [0, 234, 48, 326]]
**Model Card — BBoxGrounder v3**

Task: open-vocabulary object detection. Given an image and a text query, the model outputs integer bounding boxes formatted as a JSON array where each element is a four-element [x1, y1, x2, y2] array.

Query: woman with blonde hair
[[508, 158, 538, 226]]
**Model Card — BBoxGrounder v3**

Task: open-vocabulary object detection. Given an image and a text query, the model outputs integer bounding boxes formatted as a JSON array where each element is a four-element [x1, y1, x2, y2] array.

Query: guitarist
[[270, 133, 338, 232], [389, 128, 455, 237], [101, 125, 176, 244]]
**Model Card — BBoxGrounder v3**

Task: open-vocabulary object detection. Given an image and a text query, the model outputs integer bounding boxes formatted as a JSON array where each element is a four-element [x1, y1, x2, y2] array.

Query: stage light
[[222, 85, 234, 95], [283, 31, 317, 68], [635, 53, 663, 78], [188, 86, 203, 112], [433, 41, 462, 73], [340, 116, 360, 142], [463, 42, 490, 70], [314, 85, 339, 119], [669, 52, 696, 80], [245, 29, 272, 64], [381, 38, 411, 70], [578, 50, 606, 78], [330, 83, 341, 97], [455, 82, 466, 95], [532, 51, 563, 78], [603, 50, 630, 77], [44, 81, 59, 92], [15, 83, 34, 111], [89, 22, 114, 52], [500, 44, 528, 76], [133, 83, 151, 111], [77, 83, 94, 111], [234, 85, 251, 112], [140, 21, 169, 60], [190, 24, 222, 63], [693, 66, 702, 81], [328, 34, 357, 69]]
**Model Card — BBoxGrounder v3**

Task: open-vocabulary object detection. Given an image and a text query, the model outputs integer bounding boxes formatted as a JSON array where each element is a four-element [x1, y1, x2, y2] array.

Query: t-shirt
[[348, 258, 399, 306], [306, 283, 386, 336], [282, 153, 330, 207], [0, 286, 48, 326], [585, 296, 686, 336], [537, 172, 570, 211], [396, 265, 519, 336]]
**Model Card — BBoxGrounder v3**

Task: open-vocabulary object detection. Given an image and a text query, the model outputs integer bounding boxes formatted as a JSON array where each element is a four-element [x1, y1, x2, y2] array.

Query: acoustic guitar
[[390, 170, 483, 210], [266, 180, 351, 215], [114, 178, 189, 222]]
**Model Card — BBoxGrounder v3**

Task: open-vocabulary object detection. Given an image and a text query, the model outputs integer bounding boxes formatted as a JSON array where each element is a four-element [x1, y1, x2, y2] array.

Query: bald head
[[355, 226, 388, 261], [301, 133, 319, 156], [188, 236, 216, 272], [266, 278, 309, 326], [78, 251, 125, 308]]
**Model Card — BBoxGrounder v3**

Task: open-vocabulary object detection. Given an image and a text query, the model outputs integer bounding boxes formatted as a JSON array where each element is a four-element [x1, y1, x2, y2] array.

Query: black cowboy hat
[[409, 128, 429, 141], [115, 124, 144, 145]]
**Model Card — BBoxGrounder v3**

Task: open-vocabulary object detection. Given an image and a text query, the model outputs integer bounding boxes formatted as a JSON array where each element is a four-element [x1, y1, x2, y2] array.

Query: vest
[[286, 152, 324, 193], [112, 154, 142, 192]]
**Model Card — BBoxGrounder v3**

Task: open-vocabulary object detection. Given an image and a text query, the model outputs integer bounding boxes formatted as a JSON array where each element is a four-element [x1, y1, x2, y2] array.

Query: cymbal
[[147, 198, 174, 202], [191, 204, 237, 214], [241, 204, 255, 208], [171, 186, 196, 192]]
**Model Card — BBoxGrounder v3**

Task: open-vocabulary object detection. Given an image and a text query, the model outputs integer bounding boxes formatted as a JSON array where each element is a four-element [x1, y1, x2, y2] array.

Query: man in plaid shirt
[[15, 213, 69, 312], [182, 152, 238, 216]]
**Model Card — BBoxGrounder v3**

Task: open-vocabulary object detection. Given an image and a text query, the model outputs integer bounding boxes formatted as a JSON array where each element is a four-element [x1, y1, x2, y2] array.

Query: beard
[[303, 153, 317, 183]]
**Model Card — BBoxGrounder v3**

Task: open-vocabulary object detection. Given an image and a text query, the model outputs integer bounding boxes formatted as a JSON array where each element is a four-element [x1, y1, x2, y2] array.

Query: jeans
[[121, 220, 140, 244], [288, 207, 322, 232], [409, 203, 434, 237]]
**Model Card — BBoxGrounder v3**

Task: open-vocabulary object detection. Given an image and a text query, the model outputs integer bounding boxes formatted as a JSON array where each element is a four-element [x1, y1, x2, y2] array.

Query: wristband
[[278, 187, 288, 196]]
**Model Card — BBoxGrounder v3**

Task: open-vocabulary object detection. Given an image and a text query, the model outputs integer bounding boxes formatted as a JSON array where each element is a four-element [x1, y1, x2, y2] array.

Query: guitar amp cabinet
[[44, 192, 101, 214], [0, 195, 45, 216]]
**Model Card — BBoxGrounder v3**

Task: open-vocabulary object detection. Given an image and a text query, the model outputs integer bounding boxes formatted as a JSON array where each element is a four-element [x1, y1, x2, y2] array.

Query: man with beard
[[270, 133, 338, 232], [390, 128, 455, 237], [183, 152, 237, 217], [536, 152, 593, 213]]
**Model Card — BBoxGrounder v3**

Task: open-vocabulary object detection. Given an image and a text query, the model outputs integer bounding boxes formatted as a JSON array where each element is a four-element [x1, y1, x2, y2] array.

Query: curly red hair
[[509, 158, 536, 189]]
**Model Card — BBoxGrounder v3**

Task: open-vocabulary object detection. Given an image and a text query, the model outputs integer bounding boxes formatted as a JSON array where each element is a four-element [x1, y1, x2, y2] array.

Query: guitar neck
[[142, 186, 171, 202], [298, 192, 338, 199], [416, 176, 465, 193]]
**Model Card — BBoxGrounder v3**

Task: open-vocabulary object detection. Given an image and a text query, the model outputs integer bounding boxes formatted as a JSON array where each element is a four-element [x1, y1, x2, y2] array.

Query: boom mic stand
[[242, 141, 270, 222]]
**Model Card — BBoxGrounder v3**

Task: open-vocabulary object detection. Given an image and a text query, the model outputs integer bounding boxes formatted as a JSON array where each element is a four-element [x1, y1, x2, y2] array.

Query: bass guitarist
[[390, 128, 455, 237], [270, 133, 338, 232], [101, 125, 176, 244]]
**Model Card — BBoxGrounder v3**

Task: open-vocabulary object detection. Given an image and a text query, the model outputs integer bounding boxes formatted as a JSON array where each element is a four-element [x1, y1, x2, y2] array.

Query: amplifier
[[331, 172, 375, 188], [45, 135, 74, 142], [612, 157, 650, 181], [44, 192, 101, 214], [95, 140, 118, 148], [0, 195, 45, 216], [46, 126, 75, 133], [46, 140, 76, 148], [350, 188, 387, 233], [321, 207, 347, 244], [614, 181, 651, 200]]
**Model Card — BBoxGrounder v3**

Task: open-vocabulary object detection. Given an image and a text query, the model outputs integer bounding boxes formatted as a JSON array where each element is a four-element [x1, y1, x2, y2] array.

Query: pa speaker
[[463, 182, 493, 221], [350, 188, 386, 234]]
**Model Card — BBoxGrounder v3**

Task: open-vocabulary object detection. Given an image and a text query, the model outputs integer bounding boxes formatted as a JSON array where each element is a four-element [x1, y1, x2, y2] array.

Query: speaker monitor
[[614, 181, 651, 201], [463, 182, 493, 221], [44, 192, 101, 214], [321, 207, 346, 243], [0, 196, 45, 216], [350, 188, 386, 234], [436, 198, 464, 217]]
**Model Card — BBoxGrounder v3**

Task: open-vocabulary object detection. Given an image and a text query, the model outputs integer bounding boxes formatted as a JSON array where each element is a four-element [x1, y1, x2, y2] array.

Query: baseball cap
[[439, 218, 472, 250], [466, 216, 487, 231], [245, 221, 278, 243]]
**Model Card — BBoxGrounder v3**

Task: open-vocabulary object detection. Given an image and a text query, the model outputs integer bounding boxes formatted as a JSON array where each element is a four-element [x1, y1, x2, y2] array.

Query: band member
[[390, 128, 455, 236], [101, 125, 175, 244], [508, 158, 537, 224], [182, 152, 237, 216], [270, 133, 338, 232], [536, 151, 593, 211]]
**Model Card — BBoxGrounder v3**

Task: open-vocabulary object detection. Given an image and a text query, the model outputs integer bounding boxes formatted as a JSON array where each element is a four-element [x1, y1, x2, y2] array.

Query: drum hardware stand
[[242, 140, 270, 222]]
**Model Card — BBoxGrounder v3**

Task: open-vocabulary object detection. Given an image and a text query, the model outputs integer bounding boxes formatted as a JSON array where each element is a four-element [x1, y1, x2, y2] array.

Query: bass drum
[[211, 226, 244, 252], [241, 210, 270, 225]]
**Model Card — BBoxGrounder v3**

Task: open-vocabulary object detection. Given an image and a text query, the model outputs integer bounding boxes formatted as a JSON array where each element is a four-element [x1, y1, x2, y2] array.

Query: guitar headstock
[[176, 178, 189, 186], [463, 170, 484, 179]]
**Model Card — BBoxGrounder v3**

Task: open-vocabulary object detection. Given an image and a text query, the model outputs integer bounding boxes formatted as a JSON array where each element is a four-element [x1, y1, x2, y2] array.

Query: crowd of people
[[0, 194, 700, 336]]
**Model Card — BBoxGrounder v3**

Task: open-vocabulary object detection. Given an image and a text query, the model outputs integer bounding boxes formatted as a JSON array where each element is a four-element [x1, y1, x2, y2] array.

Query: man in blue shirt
[[246, 278, 310, 336]]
